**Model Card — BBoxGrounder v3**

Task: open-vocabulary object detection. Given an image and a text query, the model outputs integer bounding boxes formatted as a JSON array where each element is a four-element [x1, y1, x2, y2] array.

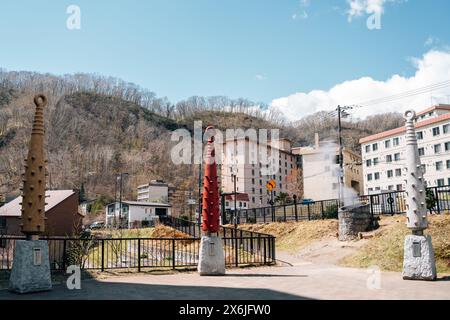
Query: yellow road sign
[[266, 180, 276, 191]]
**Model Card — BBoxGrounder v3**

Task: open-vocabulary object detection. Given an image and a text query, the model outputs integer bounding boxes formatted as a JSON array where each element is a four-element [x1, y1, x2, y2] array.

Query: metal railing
[[160, 216, 276, 267], [227, 185, 450, 225], [0, 233, 276, 272]]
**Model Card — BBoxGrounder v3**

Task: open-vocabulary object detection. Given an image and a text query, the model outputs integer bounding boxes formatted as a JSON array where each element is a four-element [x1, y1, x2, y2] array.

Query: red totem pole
[[201, 126, 220, 233]]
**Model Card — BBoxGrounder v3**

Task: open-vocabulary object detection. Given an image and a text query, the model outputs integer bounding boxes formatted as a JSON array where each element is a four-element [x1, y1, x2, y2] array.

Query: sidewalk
[[0, 262, 448, 300]]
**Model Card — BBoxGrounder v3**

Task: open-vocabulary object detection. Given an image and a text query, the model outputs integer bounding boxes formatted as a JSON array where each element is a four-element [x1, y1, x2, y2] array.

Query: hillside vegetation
[[1, 70, 404, 209]]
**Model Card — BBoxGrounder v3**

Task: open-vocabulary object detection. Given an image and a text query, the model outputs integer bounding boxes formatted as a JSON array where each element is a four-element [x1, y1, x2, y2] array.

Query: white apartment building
[[137, 180, 169, 203], [360, 104, 450, 194], [220, 138, 300, 209], [291, 134, 363, 201]]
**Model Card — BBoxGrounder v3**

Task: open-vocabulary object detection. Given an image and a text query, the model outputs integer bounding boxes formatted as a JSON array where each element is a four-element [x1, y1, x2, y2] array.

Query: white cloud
[[425, 36, 440, 47], [270, 49, 450, 121], [292, 0, 310, 20], [346, 0, 404, 22], [255, 74, 267, 81]]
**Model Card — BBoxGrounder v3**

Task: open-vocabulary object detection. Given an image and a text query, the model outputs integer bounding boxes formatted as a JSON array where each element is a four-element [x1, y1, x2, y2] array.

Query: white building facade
[[105, 201, 171, 228], [360, 105, 450, 194], [220, 138, 300, 209], [137, 180, 169, 203]]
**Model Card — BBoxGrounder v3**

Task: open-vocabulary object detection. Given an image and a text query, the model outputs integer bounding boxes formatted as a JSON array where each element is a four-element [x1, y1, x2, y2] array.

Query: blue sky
[[0, 0, 449, 115]]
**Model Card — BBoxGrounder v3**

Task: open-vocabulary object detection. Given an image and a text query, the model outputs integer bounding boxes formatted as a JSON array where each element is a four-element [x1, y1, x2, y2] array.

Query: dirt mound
[[340, 215, 450, 274], [237, 220, 339, 252]]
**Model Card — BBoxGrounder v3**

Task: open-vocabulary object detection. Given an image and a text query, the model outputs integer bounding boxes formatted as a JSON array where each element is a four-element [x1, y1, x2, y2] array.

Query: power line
[[355, 80, 450, 107]]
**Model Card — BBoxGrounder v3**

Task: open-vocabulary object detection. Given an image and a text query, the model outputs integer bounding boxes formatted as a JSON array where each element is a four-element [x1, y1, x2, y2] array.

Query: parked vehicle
[[89, 221, 105, 230], [299, 199, 315, 205]]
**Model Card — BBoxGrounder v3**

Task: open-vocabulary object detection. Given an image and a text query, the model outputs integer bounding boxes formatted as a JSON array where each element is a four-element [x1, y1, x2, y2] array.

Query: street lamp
[[118, 172, 129, 228]]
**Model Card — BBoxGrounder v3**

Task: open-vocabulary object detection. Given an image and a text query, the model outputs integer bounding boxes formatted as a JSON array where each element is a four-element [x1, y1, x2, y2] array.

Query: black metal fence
[[161, 216, 276, 267], [227, 185, 450, 225], [0, 231, 276, 272]]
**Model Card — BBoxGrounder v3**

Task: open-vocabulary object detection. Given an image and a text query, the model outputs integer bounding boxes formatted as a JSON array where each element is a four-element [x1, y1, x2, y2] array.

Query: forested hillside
[[0, 70, 404, 203]]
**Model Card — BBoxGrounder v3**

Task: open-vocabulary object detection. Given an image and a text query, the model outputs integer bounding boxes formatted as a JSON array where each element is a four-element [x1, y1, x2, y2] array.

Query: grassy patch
[[237, 220, 339, 252], [340, 215, 450, 274]]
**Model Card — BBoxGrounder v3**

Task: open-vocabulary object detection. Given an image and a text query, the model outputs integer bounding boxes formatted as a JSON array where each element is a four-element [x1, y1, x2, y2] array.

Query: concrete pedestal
[[402, 235, 437, 281], [198, 235, 225, 276], [9, 240, 52, 294]]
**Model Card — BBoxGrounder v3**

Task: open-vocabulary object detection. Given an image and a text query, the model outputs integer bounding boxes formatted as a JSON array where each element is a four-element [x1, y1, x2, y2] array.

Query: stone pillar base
[[9, 240, 52, 294], [402, 235, 437, 281], [198, 235, 225, 276]]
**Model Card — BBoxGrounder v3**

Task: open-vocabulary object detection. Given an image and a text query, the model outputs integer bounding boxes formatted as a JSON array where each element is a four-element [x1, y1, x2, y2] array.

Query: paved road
[[0, 261, 449, 300]]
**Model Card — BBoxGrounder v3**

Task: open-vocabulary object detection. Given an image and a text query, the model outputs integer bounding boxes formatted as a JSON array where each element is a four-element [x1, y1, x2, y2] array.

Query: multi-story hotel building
[[220, 138, 300, 209], [360, 104, 450, 194]]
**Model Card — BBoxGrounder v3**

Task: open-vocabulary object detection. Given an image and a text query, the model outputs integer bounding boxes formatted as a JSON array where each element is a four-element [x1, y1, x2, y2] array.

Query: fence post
[[435, 187, 441, 214], [137, 239, 141, 272], [263, 237, 267, 265], [294, 200, 298, 222], [307, 203, 311, 221], [321, 201, 325, 220], [172, 238, 176, 270], [263, 208, 266, 223], [253, 209, 257, 224], [234, 229, 239, 267], [272, 237, 276, 263], [369, 195, 374, 217], [101, 239, 105, 272], [283, 205, 287, 222], [62, 239, 67, 272]]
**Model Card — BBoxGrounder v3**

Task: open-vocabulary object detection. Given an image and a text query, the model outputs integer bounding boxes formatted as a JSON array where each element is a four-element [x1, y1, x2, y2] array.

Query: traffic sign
[[266, 180, 276, 191]]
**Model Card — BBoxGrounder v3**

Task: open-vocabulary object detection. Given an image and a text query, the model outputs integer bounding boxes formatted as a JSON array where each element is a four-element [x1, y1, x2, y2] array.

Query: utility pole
[[337, 105, 344, 205], [198, 162, 202, 225], [232, 173, 237, 228]]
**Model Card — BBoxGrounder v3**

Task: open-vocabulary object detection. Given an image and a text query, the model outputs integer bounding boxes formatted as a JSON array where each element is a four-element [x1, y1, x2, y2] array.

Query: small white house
[[105, 201, 171, 228]]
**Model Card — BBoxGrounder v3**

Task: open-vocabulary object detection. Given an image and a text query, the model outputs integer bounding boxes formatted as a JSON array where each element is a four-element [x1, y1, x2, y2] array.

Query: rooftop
[[360, 111, 450, 144], [0, 190, 76, 217]]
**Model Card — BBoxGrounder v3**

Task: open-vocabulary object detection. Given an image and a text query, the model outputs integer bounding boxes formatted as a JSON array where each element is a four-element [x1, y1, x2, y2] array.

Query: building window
[[372, 143, 378, 152], [385, 140, 391, 148], [437, 179, 445, 187], [374, 172, 380, 180], [373, 157, 379, 166], [388, 185, 394, 191], [365, 145, 371, 153], [447, 160, 450, 169], [416, 131, 423, 140], [445, 142, 450, 152], [366, 159, 372, 167], [0, 217, 6, 229], [368, 188, 373, 192], [394, 153, 401, 161], [367, 174, 373, 181], [433, 127, 441, 136], [387, 170, 393, 178], [436, 161, 444, 171], [434, 144, 442, 154], [444, 124, 450, 134], [395, 169, 402, 177], [393, 137, 400, 146], [418, 148, 425, 156], [396, 184, 403, 191], [386, 155, 392, 163]]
